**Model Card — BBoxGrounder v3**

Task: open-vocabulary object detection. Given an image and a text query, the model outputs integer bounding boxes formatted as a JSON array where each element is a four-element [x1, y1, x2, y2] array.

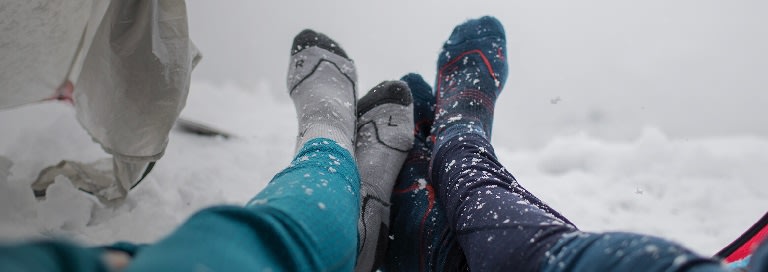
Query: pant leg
[[431, 133, 576, 271], [433, 133, 730, 272], [747, 239, 768, 271], [126, 138, 360, 271], [387, 137, 467, 272], [0, 241, 107, 272], [541, 232, 728, 272]]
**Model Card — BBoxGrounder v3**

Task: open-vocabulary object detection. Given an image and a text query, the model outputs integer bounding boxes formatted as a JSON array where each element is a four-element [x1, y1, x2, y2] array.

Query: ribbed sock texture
[[354, 81, 414, 272], [288, 30, 358, 155], [431, 16, 509, 150]]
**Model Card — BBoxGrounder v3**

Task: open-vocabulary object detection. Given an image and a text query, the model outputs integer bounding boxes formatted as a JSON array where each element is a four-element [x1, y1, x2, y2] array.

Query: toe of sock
[[444, 16, 505, 46], [292, 29, 349, 59], [357, 81, 413, 117], [437, 16, 509, 92], [400, 73, 435, 136], [401, 73, 433, 102]]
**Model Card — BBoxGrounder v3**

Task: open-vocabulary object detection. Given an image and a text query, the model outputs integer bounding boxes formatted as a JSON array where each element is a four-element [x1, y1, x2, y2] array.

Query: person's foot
[[431, 16, 508, 147], [386, 73, 466, 271], [355, 80, 414, 272], [288, 29, 358, 155]]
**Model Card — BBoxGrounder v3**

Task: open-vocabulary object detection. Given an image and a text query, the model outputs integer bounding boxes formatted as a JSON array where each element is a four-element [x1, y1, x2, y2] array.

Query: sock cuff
[[297, 126, 355, 158], [433, 118, 489, 147]]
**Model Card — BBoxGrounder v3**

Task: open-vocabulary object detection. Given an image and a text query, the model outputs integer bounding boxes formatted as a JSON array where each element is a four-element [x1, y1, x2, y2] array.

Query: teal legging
[[0, 138, 360, 272]]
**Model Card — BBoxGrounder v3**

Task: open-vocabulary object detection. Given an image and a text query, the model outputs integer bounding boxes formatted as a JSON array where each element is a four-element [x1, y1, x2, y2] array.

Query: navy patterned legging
[[431, 133, 731, 272]]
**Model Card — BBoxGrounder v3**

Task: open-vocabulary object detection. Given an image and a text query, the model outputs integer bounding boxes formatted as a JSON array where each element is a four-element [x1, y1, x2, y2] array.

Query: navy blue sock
[[402, 73, 435, 142], [432, 16, 509, 148], [386, 74, 466, 272]]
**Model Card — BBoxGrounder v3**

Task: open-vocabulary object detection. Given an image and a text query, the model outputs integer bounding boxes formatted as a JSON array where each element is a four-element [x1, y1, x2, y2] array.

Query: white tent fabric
[[0, 0, 200, 201]]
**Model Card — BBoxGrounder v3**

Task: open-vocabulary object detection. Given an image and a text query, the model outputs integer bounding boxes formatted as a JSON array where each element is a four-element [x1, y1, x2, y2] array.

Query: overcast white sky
[[185, 0, 768, 148]]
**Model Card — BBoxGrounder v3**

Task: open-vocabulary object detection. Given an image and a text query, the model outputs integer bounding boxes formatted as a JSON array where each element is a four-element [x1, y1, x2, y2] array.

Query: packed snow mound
[[498, 128, 768, 253], [0, 81, 765, 256]]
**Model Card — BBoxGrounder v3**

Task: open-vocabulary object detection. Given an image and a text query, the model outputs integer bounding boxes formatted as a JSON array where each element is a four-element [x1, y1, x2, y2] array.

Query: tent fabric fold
[[0, 0, 200, 200]]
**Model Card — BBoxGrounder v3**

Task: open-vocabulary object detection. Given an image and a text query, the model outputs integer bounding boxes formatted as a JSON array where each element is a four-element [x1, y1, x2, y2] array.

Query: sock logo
[[388, 116, 398, 127]]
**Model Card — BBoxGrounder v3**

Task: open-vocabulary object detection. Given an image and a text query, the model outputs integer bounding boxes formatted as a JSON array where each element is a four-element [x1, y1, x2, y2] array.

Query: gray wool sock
[[287, 29, 358, 155], [354, 81, 414, 272]]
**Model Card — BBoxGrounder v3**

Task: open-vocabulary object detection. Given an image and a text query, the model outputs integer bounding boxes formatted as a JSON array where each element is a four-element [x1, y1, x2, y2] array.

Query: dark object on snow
[[176, 118, 233, 139]]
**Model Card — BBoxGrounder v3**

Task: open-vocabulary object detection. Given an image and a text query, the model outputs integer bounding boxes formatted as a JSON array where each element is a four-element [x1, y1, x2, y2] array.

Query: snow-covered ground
[[0, 79, 765, 257]]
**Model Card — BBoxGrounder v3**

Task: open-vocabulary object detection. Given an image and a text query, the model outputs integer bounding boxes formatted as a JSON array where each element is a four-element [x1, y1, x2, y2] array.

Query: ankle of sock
[[298, 122, 355, 154], [433, 121, 487, 153]]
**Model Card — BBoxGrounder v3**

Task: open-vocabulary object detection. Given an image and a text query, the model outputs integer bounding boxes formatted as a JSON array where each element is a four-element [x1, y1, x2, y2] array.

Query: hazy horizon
[[185, 0, 768, 148]]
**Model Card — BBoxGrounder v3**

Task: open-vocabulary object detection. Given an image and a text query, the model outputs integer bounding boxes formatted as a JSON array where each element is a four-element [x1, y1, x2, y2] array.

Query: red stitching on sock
[[414, 119, 433, 136], [436, 49, 500, 98], [392, 182, 436, 272], [418, 184, 436, 272], [438, 89, 496, 116], [393, 183, 420, 194]]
